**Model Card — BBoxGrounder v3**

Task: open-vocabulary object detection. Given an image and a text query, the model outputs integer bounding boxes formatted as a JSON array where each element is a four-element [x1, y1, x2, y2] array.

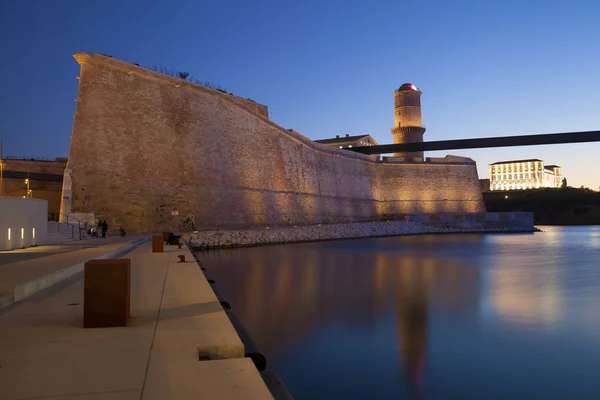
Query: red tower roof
[[398, 83, 418, 91]]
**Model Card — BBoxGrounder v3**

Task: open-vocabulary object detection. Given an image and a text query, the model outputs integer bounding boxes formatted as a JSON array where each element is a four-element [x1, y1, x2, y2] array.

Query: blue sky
[[1, 0, 599, 188]]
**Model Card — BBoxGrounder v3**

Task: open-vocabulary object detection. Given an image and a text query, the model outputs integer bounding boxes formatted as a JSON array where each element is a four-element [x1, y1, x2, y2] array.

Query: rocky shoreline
[[184, 220, 538, 250]]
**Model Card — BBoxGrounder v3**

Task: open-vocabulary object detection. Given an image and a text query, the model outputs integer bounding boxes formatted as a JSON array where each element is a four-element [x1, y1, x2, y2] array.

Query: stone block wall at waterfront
[[65, 53, 485, 233], [185, 212, 536, 249]]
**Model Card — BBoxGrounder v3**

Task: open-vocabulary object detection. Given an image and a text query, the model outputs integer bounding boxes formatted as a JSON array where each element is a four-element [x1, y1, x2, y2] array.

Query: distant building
[[314, 134, 378, 150], [0, 157, 66, 216], [489, 159, 562, 191], [479, 179, 490, 192]]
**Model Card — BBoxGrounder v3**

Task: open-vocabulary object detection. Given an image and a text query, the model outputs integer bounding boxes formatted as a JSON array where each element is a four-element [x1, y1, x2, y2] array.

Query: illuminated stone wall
[[377, 158, 485, 215], [65, 53, 485, 233]]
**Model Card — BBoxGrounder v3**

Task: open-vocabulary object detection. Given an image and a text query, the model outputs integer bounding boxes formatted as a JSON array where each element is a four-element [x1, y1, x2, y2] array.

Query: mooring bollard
[[178, 255, 186, 262], [226, 310, 267, 371], [83, 259, 131, 328], [152, 235, 163, 252], [208, 281, 231, 310]]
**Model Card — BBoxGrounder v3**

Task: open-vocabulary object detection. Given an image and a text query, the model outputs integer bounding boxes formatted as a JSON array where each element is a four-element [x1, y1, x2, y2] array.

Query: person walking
[[101, 220, 108, 238], [97, 220, 102, 238]]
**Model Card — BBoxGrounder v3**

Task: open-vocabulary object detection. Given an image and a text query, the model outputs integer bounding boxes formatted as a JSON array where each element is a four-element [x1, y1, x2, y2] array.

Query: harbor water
[[196, 226, 600, 399]]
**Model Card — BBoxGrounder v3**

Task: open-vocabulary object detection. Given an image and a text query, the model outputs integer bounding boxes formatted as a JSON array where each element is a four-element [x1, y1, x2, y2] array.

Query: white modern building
[[489, 159, 562, 191], [0, 197, 48, 250]]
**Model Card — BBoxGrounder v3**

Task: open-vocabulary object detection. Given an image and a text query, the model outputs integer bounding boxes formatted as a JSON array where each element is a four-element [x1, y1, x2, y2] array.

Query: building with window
[[314, 134, 378, 149], [0, 157, 67, 215], [489, 159, 562, 191]]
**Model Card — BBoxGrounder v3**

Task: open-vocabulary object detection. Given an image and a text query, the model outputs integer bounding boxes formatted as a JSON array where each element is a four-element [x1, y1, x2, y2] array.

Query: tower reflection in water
[[394, 254, 479, 396], [198, 235, 482, 394]]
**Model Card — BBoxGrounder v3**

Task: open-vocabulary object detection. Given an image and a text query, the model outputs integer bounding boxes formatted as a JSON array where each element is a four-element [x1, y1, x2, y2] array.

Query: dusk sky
[[1, 0, 599, 188]]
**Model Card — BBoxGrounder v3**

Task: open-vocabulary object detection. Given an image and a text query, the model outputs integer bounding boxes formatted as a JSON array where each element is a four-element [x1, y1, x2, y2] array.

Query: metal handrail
[[57, 212, 87, 226], [2, 156, 68, 162], [49, 213, 89, 240]]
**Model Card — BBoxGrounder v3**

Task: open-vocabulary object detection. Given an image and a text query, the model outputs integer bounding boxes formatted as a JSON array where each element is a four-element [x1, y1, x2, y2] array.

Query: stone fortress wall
[[64, 53, 485, 234]]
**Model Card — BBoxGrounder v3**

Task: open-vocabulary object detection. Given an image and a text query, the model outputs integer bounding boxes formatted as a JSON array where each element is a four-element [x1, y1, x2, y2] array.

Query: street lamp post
[[25, 178, 31, 198]]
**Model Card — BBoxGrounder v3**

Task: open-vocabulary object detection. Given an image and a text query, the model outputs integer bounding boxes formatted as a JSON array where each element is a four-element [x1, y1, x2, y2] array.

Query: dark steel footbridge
[[348, 130, 600, 155]]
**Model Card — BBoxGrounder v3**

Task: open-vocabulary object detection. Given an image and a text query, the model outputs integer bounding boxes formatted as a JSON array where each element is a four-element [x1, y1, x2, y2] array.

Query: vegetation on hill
[[484, 187, 600, 225]]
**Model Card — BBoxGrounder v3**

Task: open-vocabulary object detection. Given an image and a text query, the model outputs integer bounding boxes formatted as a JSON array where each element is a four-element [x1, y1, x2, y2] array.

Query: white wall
[[59, 168, 95, 226], [0, 197, 48, 250]]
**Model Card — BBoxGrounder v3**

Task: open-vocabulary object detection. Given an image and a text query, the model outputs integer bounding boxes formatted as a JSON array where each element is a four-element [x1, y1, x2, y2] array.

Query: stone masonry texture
[[66, 53, 485, 234], [185, 215, 535, 250]]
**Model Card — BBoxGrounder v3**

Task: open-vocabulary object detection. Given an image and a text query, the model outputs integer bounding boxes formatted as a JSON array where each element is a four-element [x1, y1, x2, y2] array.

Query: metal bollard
[[152, 235, 163, 252], [226, 310, 267, 371], [83, 259, 131, 328]]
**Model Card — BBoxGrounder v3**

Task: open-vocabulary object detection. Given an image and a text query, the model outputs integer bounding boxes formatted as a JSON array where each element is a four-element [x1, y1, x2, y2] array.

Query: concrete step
[[47, 221, 80, 235], [46, 221, 90, 244], [46, 232, 76, 245], [0, 237, 148, 311]]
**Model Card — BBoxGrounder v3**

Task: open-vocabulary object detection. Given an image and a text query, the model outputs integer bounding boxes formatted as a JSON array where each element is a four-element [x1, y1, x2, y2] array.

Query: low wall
[[185, 212, 535, 249], [0, 197, 48, 250], [407, 212, 534, 230]]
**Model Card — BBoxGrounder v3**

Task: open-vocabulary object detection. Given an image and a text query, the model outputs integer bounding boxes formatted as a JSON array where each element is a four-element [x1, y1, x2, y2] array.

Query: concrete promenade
[[0, 236, 147, 310], [0, 242, 274, 399]]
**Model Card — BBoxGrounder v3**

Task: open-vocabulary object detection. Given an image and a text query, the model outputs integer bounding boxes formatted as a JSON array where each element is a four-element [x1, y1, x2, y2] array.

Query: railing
[[48, 212, 88, 240], [3, 156, 68, 162]]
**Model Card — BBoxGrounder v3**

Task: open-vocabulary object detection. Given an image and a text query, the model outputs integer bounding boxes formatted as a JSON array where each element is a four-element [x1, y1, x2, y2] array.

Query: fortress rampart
[[64, 53, 484, 233]]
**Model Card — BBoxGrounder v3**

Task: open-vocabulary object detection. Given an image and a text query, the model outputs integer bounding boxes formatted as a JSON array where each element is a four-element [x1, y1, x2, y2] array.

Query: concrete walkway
[[0, 236, 147, 310], [0, 236, 145, 265], [0, 243, 273, 400]]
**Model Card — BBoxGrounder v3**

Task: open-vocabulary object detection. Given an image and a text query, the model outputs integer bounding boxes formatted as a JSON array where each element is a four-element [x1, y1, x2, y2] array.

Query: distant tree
[[561, 177, 567, 188], [178, 71, 190, 81]]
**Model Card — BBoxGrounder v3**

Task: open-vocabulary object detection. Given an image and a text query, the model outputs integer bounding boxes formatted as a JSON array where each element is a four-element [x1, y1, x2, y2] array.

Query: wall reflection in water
[[197, 229, 600, 399], [483, 232, 565, 327], [198, 235, 482, 391]]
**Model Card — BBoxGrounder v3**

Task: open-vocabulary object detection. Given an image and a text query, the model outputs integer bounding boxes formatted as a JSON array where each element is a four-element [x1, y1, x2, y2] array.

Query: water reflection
[[488, 263, 563, 326], [393, 256, 480, 396], [199, 236, 482, 396], [482, 227, 600, 332], [197, 229, 600, 399]]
